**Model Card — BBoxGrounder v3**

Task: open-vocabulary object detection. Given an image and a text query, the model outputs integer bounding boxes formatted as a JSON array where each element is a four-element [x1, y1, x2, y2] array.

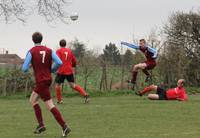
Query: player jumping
[[22, 32, 71, 137], [121, 39, 157, 89], [55, 39, 89, 104], [136, 79, 188, 101]]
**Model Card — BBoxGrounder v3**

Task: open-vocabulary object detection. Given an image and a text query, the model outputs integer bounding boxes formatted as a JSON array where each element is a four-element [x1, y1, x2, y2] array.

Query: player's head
[[59, 39, 66, 47], [177, 79, 185, 88], [139, 39, 146, 48], [32, 32, 43, 44]]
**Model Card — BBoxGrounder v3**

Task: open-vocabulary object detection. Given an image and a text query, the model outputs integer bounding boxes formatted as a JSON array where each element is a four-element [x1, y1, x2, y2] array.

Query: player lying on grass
[[55, 39, 89, 104], [136, 79, 188, 101], [121, 39, 157, 89], [22, 32, 71, 137]]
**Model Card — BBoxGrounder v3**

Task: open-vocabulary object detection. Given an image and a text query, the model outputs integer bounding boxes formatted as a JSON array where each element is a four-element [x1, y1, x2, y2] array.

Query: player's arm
[[56, 50, 61, 58], [121, 41, 139, 50], [176, 89, 188, 101], [22, 52, 32, 72], [51, 51, 62, 73], [147, 46, 157, 59], [178, 93, 188, 101]]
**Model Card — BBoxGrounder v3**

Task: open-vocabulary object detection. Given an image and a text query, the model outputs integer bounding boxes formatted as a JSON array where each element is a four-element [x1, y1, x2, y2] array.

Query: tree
[[161, 11, 200, 86], [165, 11, 200, 61], [78, 51, 98, 90], [0, 0, 71, 23], [102, 43, 121, 65], [71, 39, 86, 58], [123, 49, 134, 67]]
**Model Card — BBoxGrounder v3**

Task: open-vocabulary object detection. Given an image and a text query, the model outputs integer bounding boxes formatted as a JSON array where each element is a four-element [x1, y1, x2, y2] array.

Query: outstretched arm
[[51, 51, 62, 73], [22, 52, 32, 72], [121, 41, 139, 50], [147, 46, 157, 58]]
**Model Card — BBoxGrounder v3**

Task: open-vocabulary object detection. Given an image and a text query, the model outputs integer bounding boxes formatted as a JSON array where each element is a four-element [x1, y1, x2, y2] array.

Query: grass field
[[1, 94, 200, 138]]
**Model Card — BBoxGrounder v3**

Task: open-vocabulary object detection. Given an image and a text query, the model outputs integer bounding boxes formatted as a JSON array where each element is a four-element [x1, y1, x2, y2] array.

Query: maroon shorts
[[33, 80, 52, 101], [144, 60, 156, 70]]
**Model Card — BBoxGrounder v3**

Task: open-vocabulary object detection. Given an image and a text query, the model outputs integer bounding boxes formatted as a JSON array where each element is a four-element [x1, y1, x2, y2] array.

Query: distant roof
[[0, 54, 23, 65]]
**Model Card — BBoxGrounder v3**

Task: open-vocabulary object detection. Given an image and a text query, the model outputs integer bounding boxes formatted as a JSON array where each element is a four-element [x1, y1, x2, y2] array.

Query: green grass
[[1, 95, 200, 138]]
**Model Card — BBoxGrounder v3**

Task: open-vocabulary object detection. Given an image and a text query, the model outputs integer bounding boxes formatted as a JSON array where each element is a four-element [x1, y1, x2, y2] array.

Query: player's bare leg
[[45, 99, 71, 137], [30, 91, 46, 134], [148, 94, 159, 100], [129, 63, 147, 90], [69, 82, 90, 103]]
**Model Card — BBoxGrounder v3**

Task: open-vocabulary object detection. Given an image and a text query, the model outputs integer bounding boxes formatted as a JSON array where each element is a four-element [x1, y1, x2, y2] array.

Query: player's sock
[[142, 69, 152, 82], [55, 85, 62, 102], [50, 107, 66, 129], [33, 104, 44, 127], [131, 71, 138, 84], [140, 85, 154, 95], [73, 85, 88, 97], [142, 69, 150, 76]]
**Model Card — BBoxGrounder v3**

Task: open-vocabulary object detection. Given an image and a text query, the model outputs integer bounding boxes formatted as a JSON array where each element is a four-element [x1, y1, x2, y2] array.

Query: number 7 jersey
[[30, 45, 52, 83], [56, 47, 77, 75]]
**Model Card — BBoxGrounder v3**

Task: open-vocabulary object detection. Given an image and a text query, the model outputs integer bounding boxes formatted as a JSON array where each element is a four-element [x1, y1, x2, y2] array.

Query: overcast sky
[[0, 0, 199, 58]]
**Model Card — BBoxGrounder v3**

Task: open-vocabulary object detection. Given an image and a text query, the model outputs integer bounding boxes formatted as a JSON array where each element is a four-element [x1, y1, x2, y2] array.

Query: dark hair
[[32, 32, 43, 43], [59, 39, 66, 47], [139, 39, 146, 43]]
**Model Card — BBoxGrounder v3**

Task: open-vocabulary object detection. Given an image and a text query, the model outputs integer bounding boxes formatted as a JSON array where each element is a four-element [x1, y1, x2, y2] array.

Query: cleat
[[126, 80, 132, 83], [84, 95, 90, 104], [62, 127, 71, 137], [145, 75, 152, 83], [34, 126, 46, 134], [57, 101, 64, 104], [135, 91, 142, 97], [126, 80, 135, 90], [131, 85, 135, 91]]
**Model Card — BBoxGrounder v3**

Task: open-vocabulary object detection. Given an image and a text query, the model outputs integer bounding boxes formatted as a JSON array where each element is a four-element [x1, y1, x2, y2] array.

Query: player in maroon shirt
[[136, 79, 188, 101], [55, 39, 89, 104], [22, 32, 71, 137], [121, 39, 157, 89]]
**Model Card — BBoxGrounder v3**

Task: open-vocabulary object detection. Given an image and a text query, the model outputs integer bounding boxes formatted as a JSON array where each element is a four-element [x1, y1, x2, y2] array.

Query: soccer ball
[[70, 13, 79, 21]]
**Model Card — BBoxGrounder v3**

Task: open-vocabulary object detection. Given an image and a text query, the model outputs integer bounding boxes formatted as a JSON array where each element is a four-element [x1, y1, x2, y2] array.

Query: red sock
[[140, 85, 155, 95], [131, 71, 138, 83], [50, 107, 66, 129], [33, 104, 44, 127], [73, 85, 88, 97], [55, 85, 62, 102]]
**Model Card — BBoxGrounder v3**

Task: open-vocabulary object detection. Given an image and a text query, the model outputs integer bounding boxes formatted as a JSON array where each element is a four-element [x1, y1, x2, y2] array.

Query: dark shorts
[[33, 80, 52, 101], [156, 87, 167, 100], [144, 60, 156, 70], [55, 74, 75, 84]]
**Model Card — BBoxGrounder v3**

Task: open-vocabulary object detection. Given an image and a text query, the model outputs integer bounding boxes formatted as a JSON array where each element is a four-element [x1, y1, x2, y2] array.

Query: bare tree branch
[[0, 0, 71, 23], [0, 0, 27, 23]]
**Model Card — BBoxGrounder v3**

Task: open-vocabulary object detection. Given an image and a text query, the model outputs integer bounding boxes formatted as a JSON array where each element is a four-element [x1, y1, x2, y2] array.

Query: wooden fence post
[[3, 78, 7, 96], [25, 80, 28, 93], [13, 79, 17, 94]]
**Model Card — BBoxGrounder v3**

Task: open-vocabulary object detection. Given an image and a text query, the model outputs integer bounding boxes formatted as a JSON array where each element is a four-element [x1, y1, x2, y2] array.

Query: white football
[[70, 13, 79, 21]]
